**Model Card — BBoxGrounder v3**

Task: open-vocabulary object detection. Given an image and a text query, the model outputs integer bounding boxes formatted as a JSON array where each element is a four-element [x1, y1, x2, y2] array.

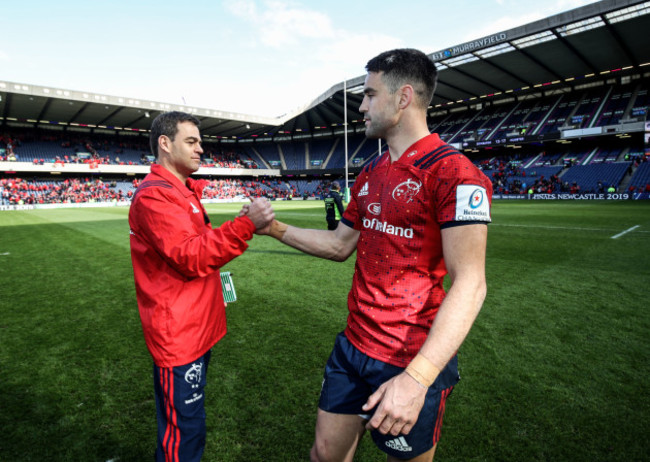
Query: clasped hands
[[239, 197, 275, 234]]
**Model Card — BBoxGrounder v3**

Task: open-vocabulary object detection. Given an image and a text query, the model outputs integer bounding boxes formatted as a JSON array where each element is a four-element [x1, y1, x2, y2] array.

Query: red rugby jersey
[[341, 133, 492, 367]]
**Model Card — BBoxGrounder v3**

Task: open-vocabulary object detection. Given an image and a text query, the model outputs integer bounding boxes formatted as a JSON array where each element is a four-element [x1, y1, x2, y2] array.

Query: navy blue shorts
[[153, 350, 211, 462], [319, 332, 459, 459]]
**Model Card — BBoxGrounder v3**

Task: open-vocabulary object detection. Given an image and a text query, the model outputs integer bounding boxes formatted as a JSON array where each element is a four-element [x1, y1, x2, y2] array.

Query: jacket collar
[[150, 163, 204, 198]]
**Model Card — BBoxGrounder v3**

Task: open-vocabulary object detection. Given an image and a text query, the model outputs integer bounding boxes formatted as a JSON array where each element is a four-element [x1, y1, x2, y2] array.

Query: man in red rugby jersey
[[258, 49, 492, 462]]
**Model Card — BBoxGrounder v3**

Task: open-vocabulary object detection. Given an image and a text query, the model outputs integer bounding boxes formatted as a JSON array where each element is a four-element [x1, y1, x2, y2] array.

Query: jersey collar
[[389, 133, 441, 166]]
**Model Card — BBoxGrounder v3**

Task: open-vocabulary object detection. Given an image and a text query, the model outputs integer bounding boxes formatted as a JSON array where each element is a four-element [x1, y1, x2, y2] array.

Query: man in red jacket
[[129, 111, 274, 462]]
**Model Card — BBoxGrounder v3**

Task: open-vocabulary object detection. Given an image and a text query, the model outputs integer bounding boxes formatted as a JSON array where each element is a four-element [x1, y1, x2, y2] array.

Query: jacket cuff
[[233, 215, 257, 239]]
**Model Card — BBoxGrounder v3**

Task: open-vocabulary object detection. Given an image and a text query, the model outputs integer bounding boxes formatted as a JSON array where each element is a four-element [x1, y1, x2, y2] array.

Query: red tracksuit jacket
[[129, 164, 256, 367]]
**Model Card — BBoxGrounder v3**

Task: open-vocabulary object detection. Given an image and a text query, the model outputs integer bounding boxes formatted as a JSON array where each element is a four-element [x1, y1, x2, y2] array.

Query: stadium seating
[[560, 162, 630, 193], [628, 161, 650, 192], [489, 98, 540, 141], [2, 75, 650, 204], [279, 142, 305, 170], [630, 88, 648, 120], [253, 143, 283, 169], [327, 134, 373, 168], [523, 96, 557, 136], [595, 86, 632, 126], [290, 180, 321, 196], [309, 138, 336, 168]]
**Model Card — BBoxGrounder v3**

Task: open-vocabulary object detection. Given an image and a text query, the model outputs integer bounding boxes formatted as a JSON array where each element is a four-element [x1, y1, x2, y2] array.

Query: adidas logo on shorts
[[385, 436, 413, 452]]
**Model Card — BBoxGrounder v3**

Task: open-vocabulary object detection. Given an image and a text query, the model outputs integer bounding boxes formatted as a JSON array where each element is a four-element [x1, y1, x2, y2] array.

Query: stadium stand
[[278, 142, 305, 170], [419, 79, 650, 152], [254, 143, 283, 169], [0, 174, 305, 206], [488, 98, 540, 141], [595, 85, 633, 126], [347, 134, 382, 167], [560, 162, 631, 193], [238, 146, 269, 169], [2, 76, 649, 203], [0, 128, 262, 170], [2, 0, 650, 205], [0, 177, 133, 205], [628, 160, 650, 192], [291, 179, 322, 197], [306, 138, 334, 168]]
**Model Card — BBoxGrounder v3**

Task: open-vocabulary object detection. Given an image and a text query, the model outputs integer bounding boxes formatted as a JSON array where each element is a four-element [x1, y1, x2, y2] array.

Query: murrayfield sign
[[432, 33, 507, 60]]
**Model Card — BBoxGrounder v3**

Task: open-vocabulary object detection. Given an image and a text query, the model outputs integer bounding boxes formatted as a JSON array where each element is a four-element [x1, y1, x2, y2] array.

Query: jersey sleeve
[[433, 155, 493, 228], [130, 188, 255, 278]]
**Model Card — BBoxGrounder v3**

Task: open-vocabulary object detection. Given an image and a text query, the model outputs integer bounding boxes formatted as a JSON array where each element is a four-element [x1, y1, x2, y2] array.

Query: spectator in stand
[[0, 177, 128, 204]]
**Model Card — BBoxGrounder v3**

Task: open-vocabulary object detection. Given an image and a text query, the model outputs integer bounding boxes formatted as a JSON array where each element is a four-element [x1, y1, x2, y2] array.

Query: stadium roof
[[1, 0, 649, 142]]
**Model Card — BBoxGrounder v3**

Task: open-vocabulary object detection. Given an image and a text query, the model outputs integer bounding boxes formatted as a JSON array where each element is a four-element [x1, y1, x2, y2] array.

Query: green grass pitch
[[0, 200, 649, 461]]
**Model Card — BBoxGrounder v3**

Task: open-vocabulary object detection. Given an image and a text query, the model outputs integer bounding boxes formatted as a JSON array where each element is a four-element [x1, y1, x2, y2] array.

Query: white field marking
[[493, 223, 649, 235], [491, 223, 612, 232], [0, 252, 10, 256], [611, 225, 640, 239]]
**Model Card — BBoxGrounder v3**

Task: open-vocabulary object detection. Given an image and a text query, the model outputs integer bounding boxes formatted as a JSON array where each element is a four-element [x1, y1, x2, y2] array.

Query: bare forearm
[[418, 276, 487, 370], [283, 226, 345, 260], [267, 220, 358, 261], [410, 224, 489, 374]]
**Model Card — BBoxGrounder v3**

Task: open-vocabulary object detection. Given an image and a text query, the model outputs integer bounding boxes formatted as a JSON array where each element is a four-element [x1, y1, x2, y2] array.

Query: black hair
[[149, 111, 201, 157], [365, 48, 437, 109]]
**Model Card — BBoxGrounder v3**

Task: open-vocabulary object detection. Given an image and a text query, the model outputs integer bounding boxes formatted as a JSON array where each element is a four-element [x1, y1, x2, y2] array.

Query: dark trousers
[[153, 350, 212, 462]]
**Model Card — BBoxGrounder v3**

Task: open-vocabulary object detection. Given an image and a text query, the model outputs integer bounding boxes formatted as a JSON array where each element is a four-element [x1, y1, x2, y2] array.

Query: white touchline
[[611, 225, 640, 239], [493, 223, 610, 232], [491, 223, 650, 234]]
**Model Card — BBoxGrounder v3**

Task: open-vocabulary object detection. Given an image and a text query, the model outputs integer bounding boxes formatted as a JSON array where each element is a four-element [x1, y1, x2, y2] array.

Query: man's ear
[[398, 84, 414, 110], [158, 135, 171, 155]]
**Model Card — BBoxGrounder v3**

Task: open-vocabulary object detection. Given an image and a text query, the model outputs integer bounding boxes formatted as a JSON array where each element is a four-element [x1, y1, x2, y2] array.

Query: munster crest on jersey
[[392, 179, 422, 203]]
